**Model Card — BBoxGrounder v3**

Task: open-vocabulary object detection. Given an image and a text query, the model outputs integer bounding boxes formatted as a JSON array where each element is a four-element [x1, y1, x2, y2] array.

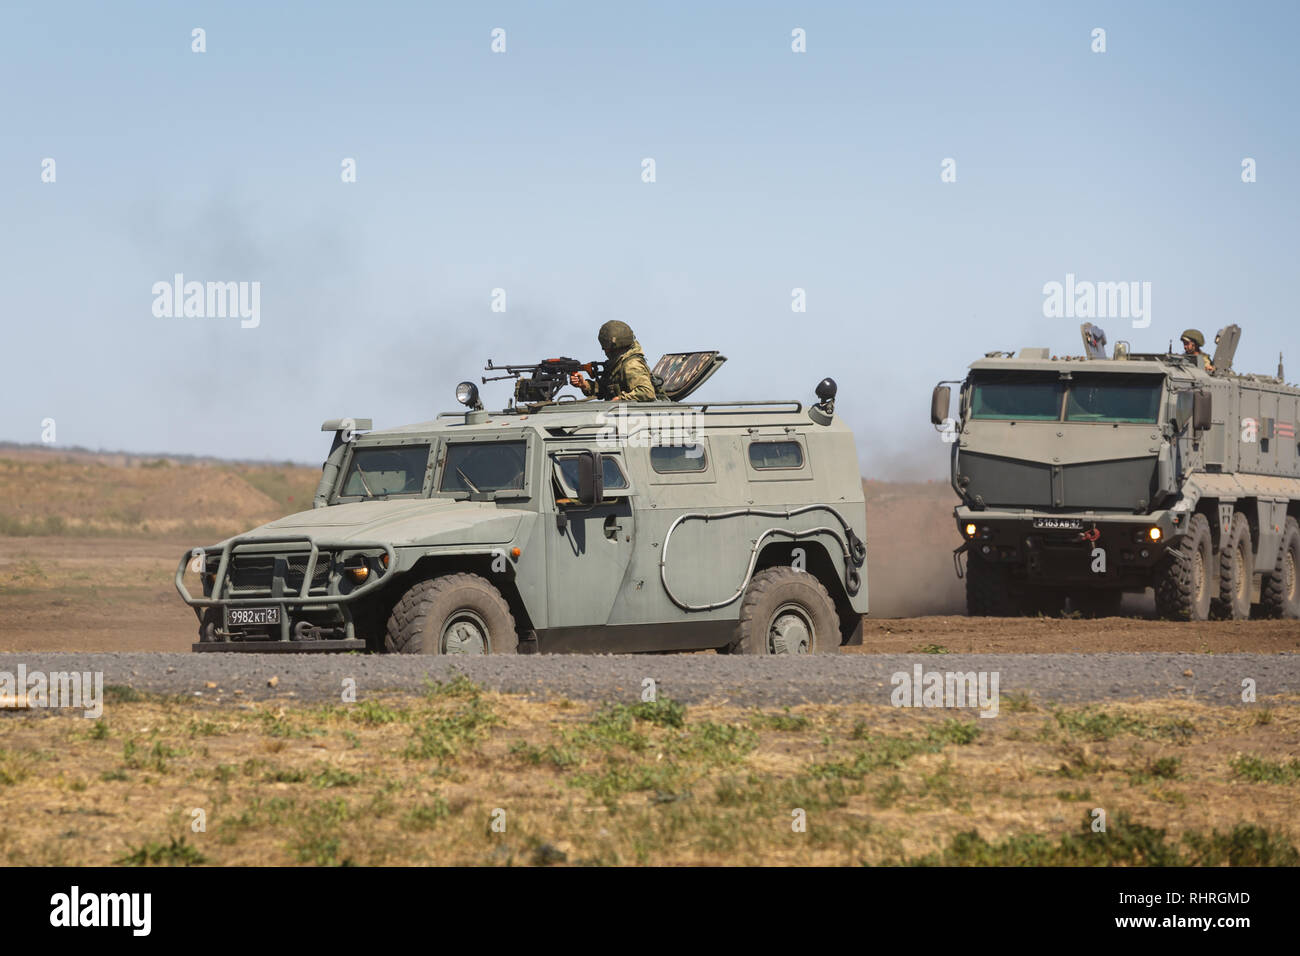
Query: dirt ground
[[1, 534, 1298, 654]]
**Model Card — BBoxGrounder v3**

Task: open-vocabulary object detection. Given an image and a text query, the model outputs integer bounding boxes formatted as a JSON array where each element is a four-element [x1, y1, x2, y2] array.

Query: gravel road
[[0, 652, 1295, 708]]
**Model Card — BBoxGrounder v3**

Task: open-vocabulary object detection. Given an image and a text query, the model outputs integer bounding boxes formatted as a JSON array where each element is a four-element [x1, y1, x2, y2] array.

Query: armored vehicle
[[177, 352, 868, 653], [931, 325, 1300, 620]]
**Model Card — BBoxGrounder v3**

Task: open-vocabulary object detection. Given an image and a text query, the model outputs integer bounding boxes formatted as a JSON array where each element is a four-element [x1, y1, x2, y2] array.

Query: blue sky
[[2, 1, 1297, 477]]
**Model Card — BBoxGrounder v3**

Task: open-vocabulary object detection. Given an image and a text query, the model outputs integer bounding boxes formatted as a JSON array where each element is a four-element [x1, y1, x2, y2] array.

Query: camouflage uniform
[[579, 341, 666, 402]]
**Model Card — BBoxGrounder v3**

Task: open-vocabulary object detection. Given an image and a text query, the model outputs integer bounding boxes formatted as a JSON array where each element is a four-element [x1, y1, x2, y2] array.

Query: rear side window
[[650, 444, 708, 473], [748, 441, 804, 470]]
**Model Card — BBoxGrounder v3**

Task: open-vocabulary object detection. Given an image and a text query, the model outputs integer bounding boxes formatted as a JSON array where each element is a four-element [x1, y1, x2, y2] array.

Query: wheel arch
[[754, 540, 860, 645]]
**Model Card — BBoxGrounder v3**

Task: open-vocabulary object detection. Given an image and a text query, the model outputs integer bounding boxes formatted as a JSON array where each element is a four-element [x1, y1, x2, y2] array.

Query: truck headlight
[[456, 382, 480, 407], [965, 523, 978, 537], [1148, 527, 1162, 542]]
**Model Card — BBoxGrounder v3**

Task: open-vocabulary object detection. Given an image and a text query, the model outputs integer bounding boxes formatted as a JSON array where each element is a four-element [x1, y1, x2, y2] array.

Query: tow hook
[[1080, 526, 1101, 543], [293, 620, 320, 641]]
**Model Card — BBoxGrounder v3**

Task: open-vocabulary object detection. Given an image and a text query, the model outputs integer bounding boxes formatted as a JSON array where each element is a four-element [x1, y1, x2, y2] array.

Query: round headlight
[[1148, 527, 1162, 542], [965, 523, 978, 537], [456, 382, 479, 406]]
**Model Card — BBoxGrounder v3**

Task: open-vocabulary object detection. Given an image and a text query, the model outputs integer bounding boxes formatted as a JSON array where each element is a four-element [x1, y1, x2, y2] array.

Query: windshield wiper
[[353, 463, 377, 498], [456, 467, 482, 494]]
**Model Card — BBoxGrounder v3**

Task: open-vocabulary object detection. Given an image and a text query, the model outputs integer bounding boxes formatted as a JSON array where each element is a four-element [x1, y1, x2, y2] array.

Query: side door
[[544, 448, 636, 628]]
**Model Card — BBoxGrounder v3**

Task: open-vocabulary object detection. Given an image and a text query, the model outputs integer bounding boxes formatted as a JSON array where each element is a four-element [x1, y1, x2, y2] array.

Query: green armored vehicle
[[931, 324, 1300, 620], [177, 352, 868, 653]]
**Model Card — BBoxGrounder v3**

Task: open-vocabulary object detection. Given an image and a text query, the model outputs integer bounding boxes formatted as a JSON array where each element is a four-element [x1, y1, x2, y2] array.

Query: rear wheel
[[384, 573, 519, 655], [1154, 513, 1213, 621], [1259, 517, 1300, 619], [1212, 513, 1254, 620], [726, 567, 840, 655]]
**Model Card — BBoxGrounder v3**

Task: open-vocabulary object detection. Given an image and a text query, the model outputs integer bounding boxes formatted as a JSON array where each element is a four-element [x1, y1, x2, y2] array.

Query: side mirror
[[930, 385, 952, 426], [1192, 390, 1213, 432], [576, 451, 604, 505], [1174, 391, 1194, 431]]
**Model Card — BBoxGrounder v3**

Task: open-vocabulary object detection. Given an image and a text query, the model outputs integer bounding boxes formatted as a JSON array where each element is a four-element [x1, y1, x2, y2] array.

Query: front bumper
[[954, 508, 1184, 587], [175, 535, 396, 649]]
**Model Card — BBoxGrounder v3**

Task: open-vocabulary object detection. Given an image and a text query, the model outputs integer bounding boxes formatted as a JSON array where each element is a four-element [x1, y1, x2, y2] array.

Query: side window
[[748, 441, 804, 470], [555, 455, 629, 494], [650, 444, 708, 474]]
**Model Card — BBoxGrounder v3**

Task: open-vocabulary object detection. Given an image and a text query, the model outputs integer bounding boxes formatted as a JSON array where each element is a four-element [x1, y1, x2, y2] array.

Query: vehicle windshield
[[339, 445, 430, 498], [1064, 375, 1163, 423], [970, 373, 1163, 424], [970, 374, 1064, 421], [439, 441, 527, 493]]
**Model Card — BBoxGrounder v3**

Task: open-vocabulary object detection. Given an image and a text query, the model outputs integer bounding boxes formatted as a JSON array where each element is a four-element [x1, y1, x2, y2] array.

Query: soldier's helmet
[[1180, 329, 1206, 348], [598, 320, 636, 355]]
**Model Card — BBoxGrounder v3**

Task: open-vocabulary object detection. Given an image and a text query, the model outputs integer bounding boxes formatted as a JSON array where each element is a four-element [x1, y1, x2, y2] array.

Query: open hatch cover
[[652, 351, 727, 401]]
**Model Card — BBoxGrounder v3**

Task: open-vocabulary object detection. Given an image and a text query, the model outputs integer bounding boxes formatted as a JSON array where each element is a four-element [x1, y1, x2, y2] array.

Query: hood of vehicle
[[238, 499, 525, 547], [957, 421, 1162, 512]]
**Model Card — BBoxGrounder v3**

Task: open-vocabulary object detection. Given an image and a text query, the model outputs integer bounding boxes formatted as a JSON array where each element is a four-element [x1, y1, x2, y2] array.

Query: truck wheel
[[726, 567, 840, 655], [1154, 513, 1213, 621], [965, 553, 1016, 616], [1212, 513, 1254, 620], [1259, 517, 1300, 619], [384, 573, 519, 655]]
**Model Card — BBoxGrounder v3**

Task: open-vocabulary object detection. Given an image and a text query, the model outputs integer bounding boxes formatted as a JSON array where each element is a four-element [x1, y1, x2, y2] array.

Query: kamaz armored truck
[[931, 325, 1300, 621], [177, 352, 868, 653]]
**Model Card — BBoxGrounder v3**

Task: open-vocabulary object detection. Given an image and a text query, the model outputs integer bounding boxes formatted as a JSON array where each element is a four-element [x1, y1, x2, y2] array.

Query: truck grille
[[225, 553, 332, 595], [961, 453, 1157, 512]]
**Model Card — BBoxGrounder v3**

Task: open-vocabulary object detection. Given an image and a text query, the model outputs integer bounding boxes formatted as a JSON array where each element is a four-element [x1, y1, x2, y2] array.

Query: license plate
[[228, 607, 281, 627], [1033, 518, 1083, 531]]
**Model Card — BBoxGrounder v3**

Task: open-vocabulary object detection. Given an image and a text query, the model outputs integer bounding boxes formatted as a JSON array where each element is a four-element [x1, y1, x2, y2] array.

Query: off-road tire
[[1154, 512, 1213, 621], [965, 552, 1017, 616], [1259, 517, 1300, 619], [384, 573, 519, 655], [725, 567, 840, 655], [1212, 513, 1254, 620]]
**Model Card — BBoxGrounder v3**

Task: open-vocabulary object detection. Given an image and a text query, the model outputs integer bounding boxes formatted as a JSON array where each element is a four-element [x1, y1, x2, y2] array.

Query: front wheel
[[384, 573, 519, 654], [1154, 513, 1213, 621], [725, 567, 840, 655]]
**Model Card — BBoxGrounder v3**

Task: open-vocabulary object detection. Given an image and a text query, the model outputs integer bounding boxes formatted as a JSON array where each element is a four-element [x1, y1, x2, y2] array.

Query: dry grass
[[0, 680, 1296, 866]]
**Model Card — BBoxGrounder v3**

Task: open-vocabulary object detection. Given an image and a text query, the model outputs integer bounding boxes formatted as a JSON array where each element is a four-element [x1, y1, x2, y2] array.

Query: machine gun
[[482, 357, 606, 405]]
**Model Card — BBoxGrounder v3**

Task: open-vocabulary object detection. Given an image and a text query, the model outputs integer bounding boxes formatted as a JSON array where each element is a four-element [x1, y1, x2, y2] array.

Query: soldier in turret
[[569, 320, 667, 401], [1181, 329, 1215, 372]]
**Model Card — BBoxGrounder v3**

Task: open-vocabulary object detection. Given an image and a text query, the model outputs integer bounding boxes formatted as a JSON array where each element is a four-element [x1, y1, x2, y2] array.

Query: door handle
[[603, 515, 622, 540]]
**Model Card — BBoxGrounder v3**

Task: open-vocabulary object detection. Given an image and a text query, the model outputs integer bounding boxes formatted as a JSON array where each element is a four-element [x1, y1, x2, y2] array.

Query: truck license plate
[[1033, 518, 1083, 531], [228, 607, 281, 627]]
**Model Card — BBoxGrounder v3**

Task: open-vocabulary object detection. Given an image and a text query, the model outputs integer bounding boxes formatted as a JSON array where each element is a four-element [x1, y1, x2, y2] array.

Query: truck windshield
[[439, 441, 527, 493], [970, 375, 1064, 421], [340, 445, 430, 498], [1064, 375, 1163, 423], [970, 373, 1163, 424]]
